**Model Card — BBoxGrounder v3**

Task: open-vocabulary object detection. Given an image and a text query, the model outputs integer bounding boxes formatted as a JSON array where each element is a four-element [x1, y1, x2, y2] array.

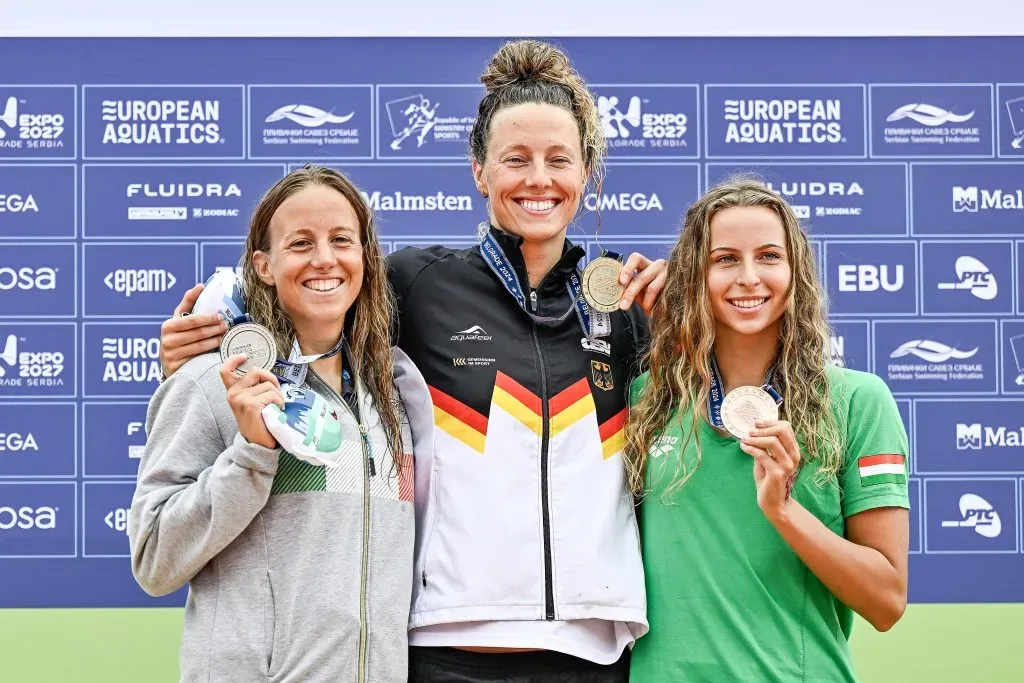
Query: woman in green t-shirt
[[624, 176, 910, 682]]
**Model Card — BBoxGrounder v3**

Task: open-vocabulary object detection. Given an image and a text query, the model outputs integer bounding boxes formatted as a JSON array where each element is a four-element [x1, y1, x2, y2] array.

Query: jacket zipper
[[529, 289, 556, 620], [310, 367, 371, 683]]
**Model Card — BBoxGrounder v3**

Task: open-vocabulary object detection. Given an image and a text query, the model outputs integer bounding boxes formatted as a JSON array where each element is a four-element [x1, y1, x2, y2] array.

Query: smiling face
[[471, 102, 586, 247], [251, 184, 364, 347], [706, 205, 792, 344]]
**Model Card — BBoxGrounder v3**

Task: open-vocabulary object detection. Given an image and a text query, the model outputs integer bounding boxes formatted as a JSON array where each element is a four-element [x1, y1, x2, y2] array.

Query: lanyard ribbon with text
[[479, 230, 616, 340], [706, 353, 784, 430]]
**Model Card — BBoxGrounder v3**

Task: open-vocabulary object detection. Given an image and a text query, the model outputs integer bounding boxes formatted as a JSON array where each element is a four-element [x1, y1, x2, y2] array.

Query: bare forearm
[[768, 501, 907, 631]]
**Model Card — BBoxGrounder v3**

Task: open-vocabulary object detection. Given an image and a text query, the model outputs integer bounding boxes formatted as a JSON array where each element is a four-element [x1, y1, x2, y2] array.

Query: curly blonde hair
[[240, 164, 405, 473], [470, 39, 607, 228], [623, 175, 843, 499]]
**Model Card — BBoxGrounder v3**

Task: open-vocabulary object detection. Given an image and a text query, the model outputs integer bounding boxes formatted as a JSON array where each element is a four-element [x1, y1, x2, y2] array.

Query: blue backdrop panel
[[0, 36, 1022, 607]]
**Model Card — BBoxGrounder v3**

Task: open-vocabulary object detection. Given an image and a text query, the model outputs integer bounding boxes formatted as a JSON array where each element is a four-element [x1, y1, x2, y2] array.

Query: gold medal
[[720, 386, 779, 440], [581, 256, 625, 313]]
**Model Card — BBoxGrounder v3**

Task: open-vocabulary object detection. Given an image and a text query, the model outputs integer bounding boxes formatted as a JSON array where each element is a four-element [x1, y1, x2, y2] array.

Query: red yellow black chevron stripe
[[429, 385, 488, 453], [599, 408, 627, 460], [492, 372, 543, 435]]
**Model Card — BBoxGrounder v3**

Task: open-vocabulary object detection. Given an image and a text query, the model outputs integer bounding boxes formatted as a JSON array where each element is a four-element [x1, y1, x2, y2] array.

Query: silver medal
[[220, 322, 277, 376]]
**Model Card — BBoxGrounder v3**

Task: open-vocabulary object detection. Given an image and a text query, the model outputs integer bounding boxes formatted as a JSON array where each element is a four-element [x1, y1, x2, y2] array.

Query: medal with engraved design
[[220, 322, 277, 377], [720, 386, 779, 440], [581, 256, 625, 313]]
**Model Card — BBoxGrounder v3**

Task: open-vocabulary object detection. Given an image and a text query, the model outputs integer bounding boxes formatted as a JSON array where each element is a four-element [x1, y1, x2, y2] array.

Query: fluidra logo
[[886, 339, 983, 382], [767, 180, 864, 218], [598, 95, 688, 150], [0, 333, 64, 387], [723, 98, 844, 144], [0, 95, 66, 150], [101, 99, 222, 145], [104, 269, 178, 297], [101, 337, 162, 383]]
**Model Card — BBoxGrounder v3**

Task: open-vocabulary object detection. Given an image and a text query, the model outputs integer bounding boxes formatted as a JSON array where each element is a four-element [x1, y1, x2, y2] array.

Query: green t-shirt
[[628, 366, 909, 683]]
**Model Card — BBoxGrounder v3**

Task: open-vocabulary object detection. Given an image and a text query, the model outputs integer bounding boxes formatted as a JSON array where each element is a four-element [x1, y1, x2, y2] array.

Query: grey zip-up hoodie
[[128, 346, 433, 683]]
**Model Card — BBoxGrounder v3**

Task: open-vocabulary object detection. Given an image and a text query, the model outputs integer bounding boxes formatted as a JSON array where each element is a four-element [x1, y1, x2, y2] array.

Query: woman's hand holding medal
[[739, 419, 802, 521], [220, 355, 285, 450]]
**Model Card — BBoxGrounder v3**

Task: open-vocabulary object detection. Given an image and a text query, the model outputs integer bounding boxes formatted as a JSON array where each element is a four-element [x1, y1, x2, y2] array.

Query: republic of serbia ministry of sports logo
[[377, 86, 478, 159]]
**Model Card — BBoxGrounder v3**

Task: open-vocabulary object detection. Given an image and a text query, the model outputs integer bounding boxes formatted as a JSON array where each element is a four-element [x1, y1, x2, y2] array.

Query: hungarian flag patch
[[857, 454, 907, 486]]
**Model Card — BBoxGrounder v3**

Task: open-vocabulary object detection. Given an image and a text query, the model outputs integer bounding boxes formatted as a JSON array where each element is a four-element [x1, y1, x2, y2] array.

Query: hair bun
[[480, 40, 575, 91]]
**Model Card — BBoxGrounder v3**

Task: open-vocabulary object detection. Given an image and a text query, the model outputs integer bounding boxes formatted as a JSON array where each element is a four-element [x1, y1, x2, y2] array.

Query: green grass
[[0, 605, 1019, 681]]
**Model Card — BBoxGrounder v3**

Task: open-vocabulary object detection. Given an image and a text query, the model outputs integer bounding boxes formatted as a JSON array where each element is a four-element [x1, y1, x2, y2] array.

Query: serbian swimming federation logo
[[264, 104, 353, 127], [886, 103, 975, 127], [889, 340, 978, 363]]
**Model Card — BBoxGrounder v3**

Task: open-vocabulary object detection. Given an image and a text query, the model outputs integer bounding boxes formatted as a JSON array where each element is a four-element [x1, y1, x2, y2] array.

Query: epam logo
[[940, 493, 1001, 538], [953, 185, 1024, 212], [104, 269, 177, 297], [101, 336, 162, 383], [956, 423, 1024, 449]]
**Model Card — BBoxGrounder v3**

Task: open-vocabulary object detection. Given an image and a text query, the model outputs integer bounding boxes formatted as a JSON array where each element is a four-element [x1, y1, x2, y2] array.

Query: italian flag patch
[[857, 454, 907, 486]]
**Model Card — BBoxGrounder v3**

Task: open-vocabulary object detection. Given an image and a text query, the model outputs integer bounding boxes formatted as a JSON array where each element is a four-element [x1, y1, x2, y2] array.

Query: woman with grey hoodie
[[128, 165, 434, 683]]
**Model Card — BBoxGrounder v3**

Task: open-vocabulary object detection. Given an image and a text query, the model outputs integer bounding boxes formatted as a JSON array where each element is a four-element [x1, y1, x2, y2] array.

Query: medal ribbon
[[230, 313, 345, 387], [706, 353, 784, 430], [479, 229, 617, 340]]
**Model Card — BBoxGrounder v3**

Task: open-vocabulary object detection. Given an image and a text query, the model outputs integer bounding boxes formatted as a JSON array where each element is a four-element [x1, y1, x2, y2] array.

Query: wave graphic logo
[[889, 339, 978, 363], [264, 104, 354, 127], [886, 103, 975, 127]]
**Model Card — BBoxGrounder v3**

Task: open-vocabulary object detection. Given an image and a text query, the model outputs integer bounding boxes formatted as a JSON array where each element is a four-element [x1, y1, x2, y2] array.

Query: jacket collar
[[486, 224, 587, 293]]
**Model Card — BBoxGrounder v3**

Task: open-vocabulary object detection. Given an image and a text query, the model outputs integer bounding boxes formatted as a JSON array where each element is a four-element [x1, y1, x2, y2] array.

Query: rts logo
[[837, 264, 903, 292], [940, 493, 1001, 538], [0, 266, 56, 291], [936, 256, 997, 300], [104, 269, 178, 297]]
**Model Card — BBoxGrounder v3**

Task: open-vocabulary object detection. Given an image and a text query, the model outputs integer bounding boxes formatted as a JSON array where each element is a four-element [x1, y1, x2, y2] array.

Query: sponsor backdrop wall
[[1, 32, 1023, 680]]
